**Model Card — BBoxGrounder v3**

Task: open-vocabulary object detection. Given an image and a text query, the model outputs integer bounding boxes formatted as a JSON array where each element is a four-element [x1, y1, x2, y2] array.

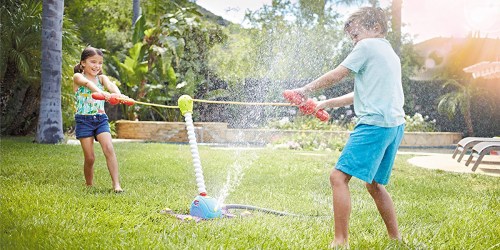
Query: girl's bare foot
[[113, 184, 123, 193], [330, 241, 349, 249]]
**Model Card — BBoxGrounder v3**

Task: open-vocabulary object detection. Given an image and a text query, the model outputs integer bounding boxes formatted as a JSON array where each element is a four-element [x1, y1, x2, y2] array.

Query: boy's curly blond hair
[[344, 7, 388, 36]]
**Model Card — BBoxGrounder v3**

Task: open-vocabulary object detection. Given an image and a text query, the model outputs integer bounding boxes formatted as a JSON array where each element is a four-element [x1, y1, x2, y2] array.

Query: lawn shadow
[[83, 186, 120, 195]]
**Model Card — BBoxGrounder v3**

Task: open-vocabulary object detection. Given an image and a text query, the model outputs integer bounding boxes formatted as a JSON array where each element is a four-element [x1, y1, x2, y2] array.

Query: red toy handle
[[91, 92, 135, 106], [91, 92, 106, 100], [283, 90, 306, 105], [315, 109, 329, 122], [283, 90, 330, 122]]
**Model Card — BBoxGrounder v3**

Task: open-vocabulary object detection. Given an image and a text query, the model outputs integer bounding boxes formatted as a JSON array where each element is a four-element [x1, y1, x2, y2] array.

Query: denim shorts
[[75, 114, 111, 140], [335, 123, 405, 185]]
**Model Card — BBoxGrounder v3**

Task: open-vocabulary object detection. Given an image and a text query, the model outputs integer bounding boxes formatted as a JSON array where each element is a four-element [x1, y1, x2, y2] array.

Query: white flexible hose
[[184, 113, 207, 194]]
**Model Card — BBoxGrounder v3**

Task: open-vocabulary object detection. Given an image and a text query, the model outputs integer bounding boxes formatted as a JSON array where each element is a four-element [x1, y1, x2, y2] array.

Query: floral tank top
[[75, 76, 105, 115]]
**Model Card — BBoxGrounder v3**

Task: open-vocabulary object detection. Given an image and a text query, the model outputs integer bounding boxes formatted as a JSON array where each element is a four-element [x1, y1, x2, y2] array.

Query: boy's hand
[[283, 89, 307, 105], [314, 100, 330, 122], [315, 100, 328, 111], [292, 87, 308, 100]]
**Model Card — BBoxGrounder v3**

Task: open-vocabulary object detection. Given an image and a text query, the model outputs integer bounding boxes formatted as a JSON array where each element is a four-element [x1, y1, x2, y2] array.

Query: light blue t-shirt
[[340, 38, 405, 127]]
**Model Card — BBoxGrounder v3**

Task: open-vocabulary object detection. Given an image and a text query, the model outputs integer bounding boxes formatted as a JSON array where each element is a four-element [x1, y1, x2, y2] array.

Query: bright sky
[[195, 0, 500, 43]]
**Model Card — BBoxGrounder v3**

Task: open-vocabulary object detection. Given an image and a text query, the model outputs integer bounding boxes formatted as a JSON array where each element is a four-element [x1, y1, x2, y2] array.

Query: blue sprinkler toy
[[179, 95, 223, 219], [189, 192, 222, 219], [177, 95, 302, 219]]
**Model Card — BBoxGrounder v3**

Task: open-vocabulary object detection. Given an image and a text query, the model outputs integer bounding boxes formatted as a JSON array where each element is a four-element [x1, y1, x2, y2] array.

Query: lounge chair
[[452, 137, 500, 162], [464, 141, 500, 171]]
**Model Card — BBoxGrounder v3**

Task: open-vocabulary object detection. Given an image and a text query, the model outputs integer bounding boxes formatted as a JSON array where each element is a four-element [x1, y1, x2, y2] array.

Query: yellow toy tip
[[178, 95, 193, 116]]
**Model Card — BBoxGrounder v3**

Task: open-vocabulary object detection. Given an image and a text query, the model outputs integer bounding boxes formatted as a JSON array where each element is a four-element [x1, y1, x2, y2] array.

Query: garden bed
[[116, 120, 462, 147]]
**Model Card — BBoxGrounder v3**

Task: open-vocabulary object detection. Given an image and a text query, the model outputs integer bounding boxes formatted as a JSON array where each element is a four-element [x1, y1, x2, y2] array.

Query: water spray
[[178, 95, 304, 219], [93, 92, 315, 219]]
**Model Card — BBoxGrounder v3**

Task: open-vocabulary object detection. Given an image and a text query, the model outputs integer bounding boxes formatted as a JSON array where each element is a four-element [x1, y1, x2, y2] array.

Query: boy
[[287, 7, 405, 247]]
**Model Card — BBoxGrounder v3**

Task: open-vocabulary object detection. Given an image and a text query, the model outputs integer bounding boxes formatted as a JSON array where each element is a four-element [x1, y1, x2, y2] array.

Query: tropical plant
[[0, 0, 80, 136], [0, 0, 43, 136], [436, 37, 498, 136], [437, 79, 478, 136], [107, 6, 227, 121], [107, 10, 187, 120], [64, 0, 133, 53]]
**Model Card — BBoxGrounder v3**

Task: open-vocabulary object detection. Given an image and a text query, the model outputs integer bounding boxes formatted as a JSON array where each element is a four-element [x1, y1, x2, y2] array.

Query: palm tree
[[36, 0, 64, 143], [133, 0, 141, 26], [437, 79, 476, 136]]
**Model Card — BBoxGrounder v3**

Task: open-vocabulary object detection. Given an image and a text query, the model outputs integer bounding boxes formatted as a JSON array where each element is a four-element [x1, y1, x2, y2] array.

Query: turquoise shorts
[[336, 123, 405, 185]]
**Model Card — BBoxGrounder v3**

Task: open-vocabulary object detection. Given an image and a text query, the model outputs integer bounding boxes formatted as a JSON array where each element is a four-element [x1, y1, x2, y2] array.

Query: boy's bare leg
[[330, 169, 352, 247], [79, 137, 96, 186], [96, 132, 123, 192], [366, 182, 401, 240]]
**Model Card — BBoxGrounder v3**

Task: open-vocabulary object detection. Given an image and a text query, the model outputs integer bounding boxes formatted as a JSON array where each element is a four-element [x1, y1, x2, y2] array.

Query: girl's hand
[[101, 91, 111, 101]]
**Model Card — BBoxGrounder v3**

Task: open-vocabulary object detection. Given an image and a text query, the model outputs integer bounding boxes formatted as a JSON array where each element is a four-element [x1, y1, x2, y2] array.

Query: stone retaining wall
[[115, 120, 462, 147]]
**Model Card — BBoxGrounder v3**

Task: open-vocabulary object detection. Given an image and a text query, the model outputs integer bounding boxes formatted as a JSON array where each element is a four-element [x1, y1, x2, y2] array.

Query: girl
[[73, 47, 126, 193]]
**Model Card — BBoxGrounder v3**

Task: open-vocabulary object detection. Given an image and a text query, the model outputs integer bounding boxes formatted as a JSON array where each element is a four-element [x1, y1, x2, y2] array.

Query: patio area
[[401, 151, 500, 177]]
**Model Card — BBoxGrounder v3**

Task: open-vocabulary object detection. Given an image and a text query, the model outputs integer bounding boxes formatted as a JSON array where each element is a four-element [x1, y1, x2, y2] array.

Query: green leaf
[[132, 15, 145, 44], [129, 43, 146, 62], [166, 66, 176, 84]]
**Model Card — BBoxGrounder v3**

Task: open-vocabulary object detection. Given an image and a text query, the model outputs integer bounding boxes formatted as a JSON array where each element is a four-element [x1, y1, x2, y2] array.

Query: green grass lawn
[[1, 137, 499, 249]]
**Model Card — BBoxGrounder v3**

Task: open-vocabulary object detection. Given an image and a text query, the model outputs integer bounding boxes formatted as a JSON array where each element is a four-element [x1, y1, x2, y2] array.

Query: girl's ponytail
[[73, 63, 83, 74]]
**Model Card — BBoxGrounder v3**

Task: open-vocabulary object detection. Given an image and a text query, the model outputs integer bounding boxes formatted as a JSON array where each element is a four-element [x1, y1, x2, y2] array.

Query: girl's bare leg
[[330, 169, 352, 247], [79, 137, 96, 186], [365, 182, 401, 240], [96, 132, 122, 192]]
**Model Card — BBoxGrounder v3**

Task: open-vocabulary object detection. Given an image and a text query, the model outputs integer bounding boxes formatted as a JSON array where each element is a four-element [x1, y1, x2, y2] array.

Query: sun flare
[[464, 0, 500, 33]]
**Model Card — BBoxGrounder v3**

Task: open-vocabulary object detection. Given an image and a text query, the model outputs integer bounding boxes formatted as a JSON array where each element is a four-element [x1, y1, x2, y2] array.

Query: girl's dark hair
[[344, 7, 388, 36], [73, 47, 104, 74]]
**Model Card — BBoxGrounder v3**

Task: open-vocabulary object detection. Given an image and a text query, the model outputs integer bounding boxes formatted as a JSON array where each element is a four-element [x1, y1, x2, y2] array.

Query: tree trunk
[[391, 0, 402, 56], [133, 0, 140, 26], [463, 99, 474, 136], [36, 0, 64, 143]]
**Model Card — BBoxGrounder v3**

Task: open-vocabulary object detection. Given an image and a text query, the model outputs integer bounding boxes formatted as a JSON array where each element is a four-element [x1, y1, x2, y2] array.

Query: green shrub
[[404, 113, 437, 132], [265, 116, 348, 151], [265, 112, 437, 151], [265, 116, 348, 131], [271, 132, 347, 151]]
